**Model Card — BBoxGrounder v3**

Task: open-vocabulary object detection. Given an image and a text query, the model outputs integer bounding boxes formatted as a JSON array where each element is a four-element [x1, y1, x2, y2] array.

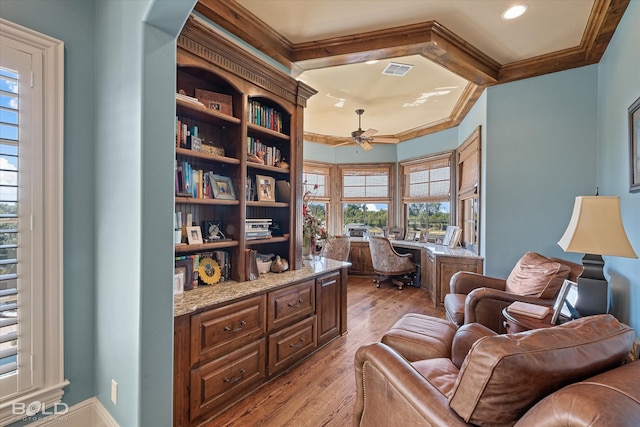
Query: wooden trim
[[193, 0, 628, 141]]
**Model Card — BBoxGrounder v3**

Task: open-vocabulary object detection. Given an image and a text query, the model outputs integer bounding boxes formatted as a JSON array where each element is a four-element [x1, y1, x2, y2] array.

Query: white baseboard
[[25, 398, 118, 427]]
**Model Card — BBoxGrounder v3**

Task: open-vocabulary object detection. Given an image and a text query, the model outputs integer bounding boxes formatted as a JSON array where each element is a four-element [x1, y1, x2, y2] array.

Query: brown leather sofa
[[354, 314, 638, 426], [444, 252, 583, 333]]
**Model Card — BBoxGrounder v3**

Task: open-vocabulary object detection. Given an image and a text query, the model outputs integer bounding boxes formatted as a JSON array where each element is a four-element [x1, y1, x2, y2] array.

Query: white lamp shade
[[558, 196, 637, 258]]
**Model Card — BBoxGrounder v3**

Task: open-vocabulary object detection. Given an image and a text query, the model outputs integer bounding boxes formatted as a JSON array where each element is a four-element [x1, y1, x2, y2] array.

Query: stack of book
[[245, 218, 272, 240]]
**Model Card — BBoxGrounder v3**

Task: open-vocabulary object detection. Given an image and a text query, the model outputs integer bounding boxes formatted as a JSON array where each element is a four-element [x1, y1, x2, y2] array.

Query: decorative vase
[[303, 234, 313, 259]]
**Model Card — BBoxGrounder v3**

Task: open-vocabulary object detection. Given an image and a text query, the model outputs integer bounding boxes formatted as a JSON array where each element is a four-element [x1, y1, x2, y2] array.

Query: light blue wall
[[397, 127, 458, 161], [483, 65, 599, 277], [1, 0, 97, 415], [596, 0, 640, 330], [93, 1, 193, 425]]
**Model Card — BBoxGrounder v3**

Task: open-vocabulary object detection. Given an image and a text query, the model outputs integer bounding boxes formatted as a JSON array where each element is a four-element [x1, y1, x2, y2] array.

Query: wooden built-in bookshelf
[[174, 15, 315, 284]]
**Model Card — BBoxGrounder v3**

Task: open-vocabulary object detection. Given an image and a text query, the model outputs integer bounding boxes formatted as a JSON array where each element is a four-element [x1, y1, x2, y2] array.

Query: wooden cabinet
[[316, 271, 341, 346], [174, 266, 347, 426], [267, 279, 315, 331], [348, 240, 374, 275], [174, 16, 315, 282], [428, 250, 483, 307]]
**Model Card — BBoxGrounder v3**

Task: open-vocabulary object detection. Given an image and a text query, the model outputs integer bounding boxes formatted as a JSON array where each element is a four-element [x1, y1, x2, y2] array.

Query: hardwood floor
[[206, 275, 445, 427]]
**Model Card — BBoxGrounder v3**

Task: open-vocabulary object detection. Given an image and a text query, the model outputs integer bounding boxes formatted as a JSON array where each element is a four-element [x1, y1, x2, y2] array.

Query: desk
[[348, 238, 483, 307]]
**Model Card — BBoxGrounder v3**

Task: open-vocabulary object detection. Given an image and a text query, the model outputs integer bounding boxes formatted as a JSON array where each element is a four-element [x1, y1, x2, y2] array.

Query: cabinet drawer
[[191, 295, 266, 365], [190, 338, 266, 422], [268, 315, 317, 376], [267, 280, 315, 331]]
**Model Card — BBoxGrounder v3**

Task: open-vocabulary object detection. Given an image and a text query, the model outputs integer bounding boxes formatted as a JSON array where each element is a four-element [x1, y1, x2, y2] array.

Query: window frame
[[338, 163, 395, 234], [457, 127, 482, 254], [303, 161, 334, 235], [0, 18, 66, 424], [400, 151, 455, 241]]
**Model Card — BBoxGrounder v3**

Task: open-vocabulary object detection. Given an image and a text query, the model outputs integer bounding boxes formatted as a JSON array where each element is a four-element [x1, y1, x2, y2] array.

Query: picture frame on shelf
[[186, 226, 203, 245], [629, 95, 640, 193], [448, 227, 462, 248], [388, 227, 403, 240], [256, 174, 275, 202], [404, 231, 416, 241], [442, 225, 458, 246], [175, 258, 195, 291], [211, 174, 236, 200]]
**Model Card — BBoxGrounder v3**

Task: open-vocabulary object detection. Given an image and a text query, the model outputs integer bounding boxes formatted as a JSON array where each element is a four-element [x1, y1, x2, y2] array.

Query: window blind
[[402, 156, 451, 202], [341, 167, 390, 200], [303, 163, 330, 200]]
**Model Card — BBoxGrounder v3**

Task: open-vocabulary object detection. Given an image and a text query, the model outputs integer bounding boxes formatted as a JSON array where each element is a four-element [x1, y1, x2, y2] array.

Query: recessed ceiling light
[[365, 60, 378, 65], [502, 4, 528, 20]]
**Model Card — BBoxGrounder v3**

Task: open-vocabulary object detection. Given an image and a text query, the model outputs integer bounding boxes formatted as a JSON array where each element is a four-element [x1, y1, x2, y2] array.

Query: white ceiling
[[236, 0, 596, 143]]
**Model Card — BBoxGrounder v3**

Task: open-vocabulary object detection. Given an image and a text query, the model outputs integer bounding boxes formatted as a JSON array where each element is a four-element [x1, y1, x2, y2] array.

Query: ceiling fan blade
[[361, 128, 378, 138], [370, 136, 400, 144], [333, 140, 353, 147], [361, 141, 373, 151]]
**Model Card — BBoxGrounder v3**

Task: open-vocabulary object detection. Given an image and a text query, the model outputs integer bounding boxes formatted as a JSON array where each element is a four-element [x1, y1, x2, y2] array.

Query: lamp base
[[575, 253, 609, 316]]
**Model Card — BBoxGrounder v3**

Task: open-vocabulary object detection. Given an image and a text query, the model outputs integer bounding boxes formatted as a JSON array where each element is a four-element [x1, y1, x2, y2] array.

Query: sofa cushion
[[448, 314, 635, 427], [505, 251, 571, 299]]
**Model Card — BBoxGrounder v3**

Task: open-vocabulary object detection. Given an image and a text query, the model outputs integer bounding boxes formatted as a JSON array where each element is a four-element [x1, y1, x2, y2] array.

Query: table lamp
[[558, 195, 637, 316]]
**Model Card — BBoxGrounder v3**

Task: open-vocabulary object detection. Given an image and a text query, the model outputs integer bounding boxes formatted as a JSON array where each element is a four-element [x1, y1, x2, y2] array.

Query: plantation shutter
[[402, 154, 451, 203], [0, 67, 19, 379]]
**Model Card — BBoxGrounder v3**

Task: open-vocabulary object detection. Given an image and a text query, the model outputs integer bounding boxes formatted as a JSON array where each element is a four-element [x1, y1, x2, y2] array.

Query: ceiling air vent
[[382, 62, 413, 77]]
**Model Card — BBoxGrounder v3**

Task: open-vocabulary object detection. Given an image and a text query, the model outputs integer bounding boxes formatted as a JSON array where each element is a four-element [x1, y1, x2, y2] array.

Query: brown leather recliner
[[354, 314, 638, 427], [444, 251, 583, 333]]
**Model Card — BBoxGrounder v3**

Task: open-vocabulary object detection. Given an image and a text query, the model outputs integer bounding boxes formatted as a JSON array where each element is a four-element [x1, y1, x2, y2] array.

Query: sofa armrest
[[354, 343, 468, 427], [515, 359, 640, 427], [464, 288, 556, 332], [450, 271, 507, 295], [451, 323, 496, 369]]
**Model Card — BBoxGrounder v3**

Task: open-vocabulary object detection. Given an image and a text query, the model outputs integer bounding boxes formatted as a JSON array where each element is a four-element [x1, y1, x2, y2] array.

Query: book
[[507, 301, 552, 319]]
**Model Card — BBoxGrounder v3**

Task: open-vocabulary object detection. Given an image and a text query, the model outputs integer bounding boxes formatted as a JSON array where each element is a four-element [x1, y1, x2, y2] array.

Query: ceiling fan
[[335, 109, 400, 150]]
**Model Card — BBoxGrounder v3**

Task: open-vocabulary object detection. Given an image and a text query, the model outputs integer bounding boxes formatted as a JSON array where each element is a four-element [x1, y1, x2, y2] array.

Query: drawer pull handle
[[223, 368, 246, 384], [322, 279, 337, 286], [289, 338, 306, 349], [288, 299, 303, 308], [224, 320, 246, 333]]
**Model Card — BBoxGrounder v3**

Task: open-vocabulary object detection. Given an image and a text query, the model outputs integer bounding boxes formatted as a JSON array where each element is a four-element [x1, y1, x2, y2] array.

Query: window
[[0, 19, 66, 424], [303, 162, 332, 234], [400, 152, 453, 241], [339, 164, 394, 236], [457, 127, 481, 254]]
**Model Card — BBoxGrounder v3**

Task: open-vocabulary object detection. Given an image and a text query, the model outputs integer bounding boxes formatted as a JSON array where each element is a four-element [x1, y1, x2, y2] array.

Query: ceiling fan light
[[502, 4, 528, 20]]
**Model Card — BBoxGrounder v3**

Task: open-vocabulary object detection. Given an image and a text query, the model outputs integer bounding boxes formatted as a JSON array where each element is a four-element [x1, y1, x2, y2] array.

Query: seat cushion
[[444, 293, 465, 326], [448, 314, 635, 426], [381, 314, 457, 362], [505, 251, 571, 299], [412, 358, 460, 399]]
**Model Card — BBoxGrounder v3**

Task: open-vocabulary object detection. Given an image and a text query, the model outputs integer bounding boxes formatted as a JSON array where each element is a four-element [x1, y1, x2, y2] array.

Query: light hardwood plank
[[205, 276, 445, 426]]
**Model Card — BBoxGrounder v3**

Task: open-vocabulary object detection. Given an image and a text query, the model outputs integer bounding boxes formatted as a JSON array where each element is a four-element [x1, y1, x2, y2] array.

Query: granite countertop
[[173, 257, 350, 317], [349, 237, 482, 259]]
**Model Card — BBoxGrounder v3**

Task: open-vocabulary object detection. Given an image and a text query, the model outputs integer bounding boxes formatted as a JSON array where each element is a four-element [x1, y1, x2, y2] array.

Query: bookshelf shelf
[[247, 122, 290, 141], [245, 236, 288, 246], [247, 162, 289, 174], [176, 148, 240, 165], [175, 197, 240, 206], [176, 97, 241, 126], [175, 240, 239, 254], [246, 201, 289, 208]]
